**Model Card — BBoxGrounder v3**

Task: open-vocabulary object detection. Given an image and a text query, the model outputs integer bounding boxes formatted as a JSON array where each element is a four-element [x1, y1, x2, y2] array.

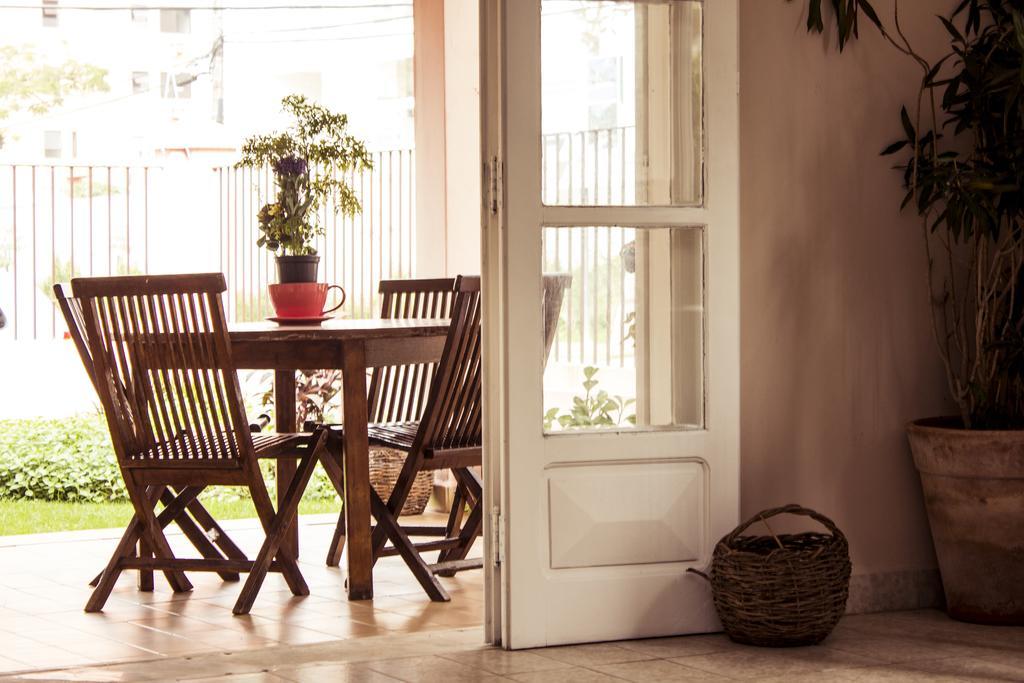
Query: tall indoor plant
[[800, 0, 1024, 624], [236, 95, 373, 283]]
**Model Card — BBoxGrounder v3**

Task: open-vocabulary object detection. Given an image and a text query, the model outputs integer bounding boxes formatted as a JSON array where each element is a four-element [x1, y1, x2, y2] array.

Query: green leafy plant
[[799, 0, 1024, 428], [0, 414, 340, 505], [544, 366, 636, 430], [235, 95, 373, 256]]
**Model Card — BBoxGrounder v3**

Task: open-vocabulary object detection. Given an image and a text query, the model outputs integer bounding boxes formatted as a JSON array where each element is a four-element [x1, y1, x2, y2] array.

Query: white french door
[[481, 0, 739, 648]]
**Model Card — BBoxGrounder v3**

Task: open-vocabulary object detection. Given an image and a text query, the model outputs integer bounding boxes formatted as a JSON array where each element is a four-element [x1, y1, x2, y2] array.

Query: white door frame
[[481, 0, 739, 649]]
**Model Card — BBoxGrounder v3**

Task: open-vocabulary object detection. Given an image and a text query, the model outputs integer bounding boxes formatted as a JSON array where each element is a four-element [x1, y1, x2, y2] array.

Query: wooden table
[[229, 318, 450, 600]]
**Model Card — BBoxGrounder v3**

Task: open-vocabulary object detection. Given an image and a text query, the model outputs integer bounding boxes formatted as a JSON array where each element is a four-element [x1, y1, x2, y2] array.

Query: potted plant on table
[[236, 94, 373, 283], [800, 0, 1024, 624]]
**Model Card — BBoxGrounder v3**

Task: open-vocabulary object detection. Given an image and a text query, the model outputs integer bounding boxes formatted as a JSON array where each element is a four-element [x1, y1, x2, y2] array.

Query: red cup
[[268, 283, 346, 319]]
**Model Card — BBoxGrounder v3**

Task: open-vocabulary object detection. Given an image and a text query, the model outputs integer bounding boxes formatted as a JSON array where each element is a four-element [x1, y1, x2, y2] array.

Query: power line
[[224, 29, 408, 43], [0, 2, 411, 10], [231, 12, 410, 34]]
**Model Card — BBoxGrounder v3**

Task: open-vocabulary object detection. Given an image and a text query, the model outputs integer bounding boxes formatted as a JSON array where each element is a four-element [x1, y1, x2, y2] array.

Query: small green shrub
[[0, 414, 340, 504], [0, 414, 124, 502]]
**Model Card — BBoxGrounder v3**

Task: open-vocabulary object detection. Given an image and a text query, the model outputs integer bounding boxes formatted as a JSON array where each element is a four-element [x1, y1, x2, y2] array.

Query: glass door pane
[[542, 226, 704, 431], [541, 0, 704, 206]]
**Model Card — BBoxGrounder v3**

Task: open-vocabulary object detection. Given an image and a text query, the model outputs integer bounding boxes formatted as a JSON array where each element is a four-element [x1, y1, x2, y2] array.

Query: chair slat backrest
[[72, 274, 253, 469], [415, 276, 483, 453], [367, 278, 457, 423]]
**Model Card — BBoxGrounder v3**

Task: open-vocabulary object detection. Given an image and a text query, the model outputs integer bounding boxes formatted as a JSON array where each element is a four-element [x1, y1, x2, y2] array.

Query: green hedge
[[0, 414, 339, 504]]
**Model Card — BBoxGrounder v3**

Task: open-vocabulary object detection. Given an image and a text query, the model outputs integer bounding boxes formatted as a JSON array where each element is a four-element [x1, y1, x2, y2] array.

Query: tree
[[0, 45, 109, 149]]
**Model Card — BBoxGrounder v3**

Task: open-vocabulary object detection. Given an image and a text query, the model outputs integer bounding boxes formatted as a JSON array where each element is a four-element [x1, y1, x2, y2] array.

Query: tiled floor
[[3, 524, 1024, 682], [2, 610, 1024, 682], [0, 512, 484, 675]]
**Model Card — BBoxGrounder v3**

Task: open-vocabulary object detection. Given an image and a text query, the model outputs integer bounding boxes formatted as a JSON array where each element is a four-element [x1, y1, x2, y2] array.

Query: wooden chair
[[69, 273, 335, 615], [55, 284, 248, 590], [363, 275, 483, 601], [325, 277, 457, 567], [326, 274, 571, 599]]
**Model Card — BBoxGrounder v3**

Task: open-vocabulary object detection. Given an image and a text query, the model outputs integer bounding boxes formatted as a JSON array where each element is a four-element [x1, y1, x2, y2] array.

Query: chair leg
[[436, 469, 484, 573], [127, 482, 192, 594], [370, 455, 424, 563], [234, 450, 319, 615], [86, 517, 144, 612], [370, 487, 450, 602], [246, 472, 309, 600], [89, 486, 243, 587], [326, 505, 346, 568], [137, 537, 154, 592], [318, 445, 347, 567]]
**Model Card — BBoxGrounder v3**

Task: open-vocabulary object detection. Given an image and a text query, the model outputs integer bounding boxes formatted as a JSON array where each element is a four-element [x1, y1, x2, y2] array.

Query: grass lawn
[[0, 498, 340, 536]]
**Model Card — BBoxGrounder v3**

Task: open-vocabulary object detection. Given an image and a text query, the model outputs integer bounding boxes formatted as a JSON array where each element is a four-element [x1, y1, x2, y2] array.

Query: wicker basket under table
[[693, 504, 851, 647], [370, 446, 433, 516]]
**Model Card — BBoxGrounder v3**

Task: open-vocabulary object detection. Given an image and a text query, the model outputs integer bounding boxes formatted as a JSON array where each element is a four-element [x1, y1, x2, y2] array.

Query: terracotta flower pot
[[906, 417, 1024, 625]]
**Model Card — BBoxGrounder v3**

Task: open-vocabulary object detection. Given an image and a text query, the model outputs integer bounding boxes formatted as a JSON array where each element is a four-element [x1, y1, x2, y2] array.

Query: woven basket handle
[[725, 504, 845, 546]]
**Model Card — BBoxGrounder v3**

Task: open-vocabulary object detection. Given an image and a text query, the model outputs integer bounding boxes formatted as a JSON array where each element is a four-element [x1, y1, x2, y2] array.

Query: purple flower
[[273, 155, 308, 177]]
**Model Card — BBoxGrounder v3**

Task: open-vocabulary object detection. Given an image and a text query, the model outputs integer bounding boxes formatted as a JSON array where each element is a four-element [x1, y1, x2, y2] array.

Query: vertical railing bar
[[397, 152, 403, 280], [88, 167, 93, 276], [11, 167, 17, 340], [377, 152, 383, 310], [360, 163, 366, 317], [606, 221, 612, 366], [106, 166, 112, 276], [388, 150, 395, 279], [125, 167, 130, 275], [69, 165, 74, 289], [602, 127, 610, 202], [51, 165, 56, 336], [218, 168, 223, 280], [567, 229, 574, 363], [620, 227, 626, 367], [144, 167, 150, 273], [621, 127, 627, 204], [567, 133, 574, 206], [31, 166, 37, 339], [580, 132, 587, 205]]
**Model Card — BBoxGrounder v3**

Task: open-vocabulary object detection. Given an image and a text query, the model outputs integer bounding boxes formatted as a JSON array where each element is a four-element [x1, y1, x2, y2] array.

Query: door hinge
[[491, 506, 504, 565], [487, 156, 504, 215]]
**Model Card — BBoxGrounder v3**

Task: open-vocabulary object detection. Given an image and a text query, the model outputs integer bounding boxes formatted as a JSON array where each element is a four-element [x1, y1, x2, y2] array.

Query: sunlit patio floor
[[3, 522, 1024, 682], [0, 512, 484, 676], [2, 609, 1024, 682]]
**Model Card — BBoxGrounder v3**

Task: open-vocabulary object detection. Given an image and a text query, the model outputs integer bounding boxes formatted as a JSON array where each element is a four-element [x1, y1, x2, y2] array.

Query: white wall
[[740, 0, 957, 606]]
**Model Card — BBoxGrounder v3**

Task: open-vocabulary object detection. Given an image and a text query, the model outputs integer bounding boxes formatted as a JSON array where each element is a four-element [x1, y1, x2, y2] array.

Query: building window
[[44, 131, 61, 159], [159, 8, 190, 33], [42, 0, 58, 27], [132, 71, 150, 94], [161, 72, 192, 99], [130, 6, 148, 23]]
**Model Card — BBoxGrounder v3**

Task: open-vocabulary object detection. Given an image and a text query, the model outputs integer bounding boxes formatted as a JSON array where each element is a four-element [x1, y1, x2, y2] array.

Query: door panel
[[486, 0, 738, 648]]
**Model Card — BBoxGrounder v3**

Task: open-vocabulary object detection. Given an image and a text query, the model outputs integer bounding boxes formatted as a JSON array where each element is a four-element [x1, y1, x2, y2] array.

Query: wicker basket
[[692, 504, 851, 647], [369, 446, 433, 516]]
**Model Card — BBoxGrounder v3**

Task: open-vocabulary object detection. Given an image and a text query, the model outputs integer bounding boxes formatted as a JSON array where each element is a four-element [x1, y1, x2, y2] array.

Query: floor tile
[[670, 644, 882, 680], [364, 655, 511, 682], [591, 658, 733, 681], [530, 642, 653, 667], [438, 650, 573, 676]]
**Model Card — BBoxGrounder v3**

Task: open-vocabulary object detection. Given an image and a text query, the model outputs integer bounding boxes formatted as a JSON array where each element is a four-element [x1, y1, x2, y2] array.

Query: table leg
[[274, 369, 299, 560], [341, 341, 373, 600]]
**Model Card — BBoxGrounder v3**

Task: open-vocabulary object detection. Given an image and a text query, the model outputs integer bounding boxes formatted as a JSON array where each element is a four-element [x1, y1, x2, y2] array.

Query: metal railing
[[0, 152, 415, 340], [542, 125, 637, 368], [0, 164, 154, 340], [2, 127, 633, 368]]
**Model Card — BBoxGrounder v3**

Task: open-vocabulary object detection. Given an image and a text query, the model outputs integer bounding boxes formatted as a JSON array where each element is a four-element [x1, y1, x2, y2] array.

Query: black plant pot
[[276, 255, 319, 284]]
